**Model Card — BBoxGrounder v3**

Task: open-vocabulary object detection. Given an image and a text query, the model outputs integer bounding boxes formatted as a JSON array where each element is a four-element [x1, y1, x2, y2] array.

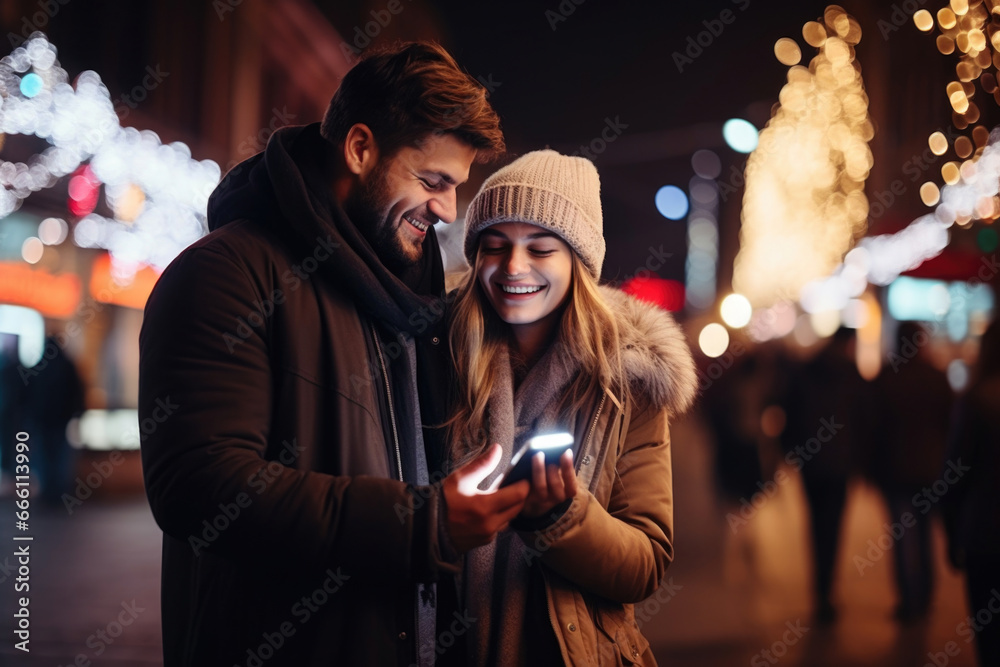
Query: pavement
[[0, 413, 980, 666]]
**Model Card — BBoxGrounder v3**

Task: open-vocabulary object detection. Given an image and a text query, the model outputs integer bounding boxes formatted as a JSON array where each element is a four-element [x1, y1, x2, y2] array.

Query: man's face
[[345, 133, 476, 270]]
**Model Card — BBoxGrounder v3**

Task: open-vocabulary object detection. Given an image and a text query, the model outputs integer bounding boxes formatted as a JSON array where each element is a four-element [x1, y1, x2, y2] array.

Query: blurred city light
[[685, 176, 719, 310], [825, 0, 1000, 294], [0, 34, 221, 279], [887, 277, 950, 321], [840, 298, 870, 329], [76, 409, 142, 450], [621, 276, 685, 312], [793, 313, 820, 347], [947, 359, 969, 392], [913, 9, 934, 32], [978, 227, 998, 252], [698, 322, 730, 358], [722, 118, 759, 153], [691, 149, 722, 179], [0, 304, 45, 367], [20, 236, 43, 264], [38, 216, 69, 245], [856, 291, 882, 380], [655, 185, 689, 220], [774, 38, 802, 66], [19, 72, 43, 97], [747, 300, 797, 342], [810, 309, 842, 337], [734, 7, 872, 308], [886, 276, 994, 340], [720, 293, 752, 328]]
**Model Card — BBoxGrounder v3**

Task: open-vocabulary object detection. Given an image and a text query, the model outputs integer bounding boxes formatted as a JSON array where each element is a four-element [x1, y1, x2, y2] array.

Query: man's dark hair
[[321, 42, 505, 162]]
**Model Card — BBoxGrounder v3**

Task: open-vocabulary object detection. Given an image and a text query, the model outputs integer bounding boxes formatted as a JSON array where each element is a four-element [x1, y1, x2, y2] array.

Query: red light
[[622, 276, 686, 312], [67, 165, 101, 217]]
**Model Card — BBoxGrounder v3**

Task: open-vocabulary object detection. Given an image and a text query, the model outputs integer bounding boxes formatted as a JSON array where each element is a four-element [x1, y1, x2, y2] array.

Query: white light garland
[[0, 34, 221, 277], [800, 126, 1000, 311]]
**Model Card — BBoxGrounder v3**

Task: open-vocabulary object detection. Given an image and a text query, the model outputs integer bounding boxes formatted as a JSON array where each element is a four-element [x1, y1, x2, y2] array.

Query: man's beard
[[343, 160, 422, 274]]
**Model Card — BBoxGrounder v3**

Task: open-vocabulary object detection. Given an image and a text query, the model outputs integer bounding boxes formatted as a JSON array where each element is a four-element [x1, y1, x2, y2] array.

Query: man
[[139, 42, 528, 666]]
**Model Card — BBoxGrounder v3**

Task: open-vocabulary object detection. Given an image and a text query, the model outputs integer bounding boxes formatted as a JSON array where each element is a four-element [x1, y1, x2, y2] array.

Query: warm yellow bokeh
[[734, 9, 871, 307]]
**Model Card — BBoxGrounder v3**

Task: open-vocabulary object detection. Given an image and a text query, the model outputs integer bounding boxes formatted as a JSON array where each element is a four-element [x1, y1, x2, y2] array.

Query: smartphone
[[497, 432, 574, 488]]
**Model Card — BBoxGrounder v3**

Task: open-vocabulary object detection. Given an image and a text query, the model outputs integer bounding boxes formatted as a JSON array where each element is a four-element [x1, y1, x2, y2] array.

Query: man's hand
[[442, 443, 529, 553], [521, 448, 578, 519]]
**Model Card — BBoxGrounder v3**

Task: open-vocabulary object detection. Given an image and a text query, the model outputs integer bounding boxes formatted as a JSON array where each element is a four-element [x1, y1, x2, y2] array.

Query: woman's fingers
[[546, 458, 564, 498], [561, 449, 578, 497], [531, 451, 547, 496]]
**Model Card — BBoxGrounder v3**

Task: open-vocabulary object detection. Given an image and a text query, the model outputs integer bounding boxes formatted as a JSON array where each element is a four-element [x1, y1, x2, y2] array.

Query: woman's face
[[476, 221, 574, 332]]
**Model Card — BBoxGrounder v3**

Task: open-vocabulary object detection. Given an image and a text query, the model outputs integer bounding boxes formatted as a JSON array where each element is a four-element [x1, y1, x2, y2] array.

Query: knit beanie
[[464, 149, 605, 278]]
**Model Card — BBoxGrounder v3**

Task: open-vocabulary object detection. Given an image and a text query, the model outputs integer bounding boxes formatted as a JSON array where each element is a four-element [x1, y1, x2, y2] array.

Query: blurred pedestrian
[[22, 336, 85, 506], [944, 319, 1000, 665], [781, 327, 869, 624], [872, 322, 953, 622], [703, 350, 765, 504], [0, 334, 25, 492]]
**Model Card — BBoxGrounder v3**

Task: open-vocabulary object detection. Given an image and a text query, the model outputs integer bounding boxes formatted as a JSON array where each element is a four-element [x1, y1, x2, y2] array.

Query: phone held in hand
[[497, 432, 574, 488]]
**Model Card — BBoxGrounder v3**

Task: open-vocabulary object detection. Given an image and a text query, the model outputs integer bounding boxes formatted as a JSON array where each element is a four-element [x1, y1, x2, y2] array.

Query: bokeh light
[[722, 118, 759, 154], [734, 9, 872, 308], [655, 185, 689, 220], [947, 359, 969, 391], [698, 323, 730, 358], [0, 34, 222, 280], [978, 227, 999, 252], [920, 182, 941, 206], [914, 9, 934, 31], [720, 293, 753, 328], [774, 38, 802, 66], [691, 149, 722, 179], [38, 217, 69, 245], [810, 309, 842, 337], [802, 21, 827, 47], [19, 72, 43, 97], [928, 131, 949, 155], [21, 236, 44, 264]]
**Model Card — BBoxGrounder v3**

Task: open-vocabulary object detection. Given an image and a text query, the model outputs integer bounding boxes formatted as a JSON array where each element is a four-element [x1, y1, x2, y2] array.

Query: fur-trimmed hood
[[600, 285, 698, 415]]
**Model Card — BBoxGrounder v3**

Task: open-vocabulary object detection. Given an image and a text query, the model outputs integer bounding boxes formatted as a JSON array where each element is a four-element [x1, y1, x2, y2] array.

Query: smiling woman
[[475, 222, 574, 357], [446, 149, 697, 666]]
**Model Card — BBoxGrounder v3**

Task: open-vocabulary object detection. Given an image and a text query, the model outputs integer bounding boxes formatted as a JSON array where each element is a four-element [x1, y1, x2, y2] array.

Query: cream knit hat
[[464, 149, 605, 278]]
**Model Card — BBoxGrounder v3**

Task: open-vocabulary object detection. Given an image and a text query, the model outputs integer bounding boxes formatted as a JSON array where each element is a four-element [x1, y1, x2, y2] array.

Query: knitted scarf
[[465, 340, 580, 666]]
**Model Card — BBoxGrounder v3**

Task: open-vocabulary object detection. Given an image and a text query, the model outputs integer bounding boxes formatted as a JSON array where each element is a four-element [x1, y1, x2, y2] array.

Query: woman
[[447, 150, 697, 665]]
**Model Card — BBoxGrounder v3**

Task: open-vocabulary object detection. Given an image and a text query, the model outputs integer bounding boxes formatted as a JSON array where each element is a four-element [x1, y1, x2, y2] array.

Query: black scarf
[[207, 122, 445, 335]]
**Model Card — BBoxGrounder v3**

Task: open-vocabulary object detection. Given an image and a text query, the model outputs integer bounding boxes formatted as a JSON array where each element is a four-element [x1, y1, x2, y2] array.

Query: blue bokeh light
[[655, 185, 689, 220], [20, 73, 43, 98]]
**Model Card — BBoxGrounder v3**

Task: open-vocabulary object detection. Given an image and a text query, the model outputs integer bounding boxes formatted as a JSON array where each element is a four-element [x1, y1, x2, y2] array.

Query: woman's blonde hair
[[446, 244, 627, 462]]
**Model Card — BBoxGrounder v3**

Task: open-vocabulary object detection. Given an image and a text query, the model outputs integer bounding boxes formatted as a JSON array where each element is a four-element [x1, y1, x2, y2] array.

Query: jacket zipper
[[582, 393, 607, 460], [547, 391, 608, 662], [578, 393, 607, 491], [370, 322, 404, 482]]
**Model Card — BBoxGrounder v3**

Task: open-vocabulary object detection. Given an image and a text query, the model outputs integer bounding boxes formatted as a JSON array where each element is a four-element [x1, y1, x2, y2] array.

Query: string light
[[734, 6, 872, 308], [0, 34, 221, 278]]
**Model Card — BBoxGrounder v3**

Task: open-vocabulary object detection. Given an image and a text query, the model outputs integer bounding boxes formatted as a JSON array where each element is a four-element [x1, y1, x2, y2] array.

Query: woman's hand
[[520, 448, 578, 519]]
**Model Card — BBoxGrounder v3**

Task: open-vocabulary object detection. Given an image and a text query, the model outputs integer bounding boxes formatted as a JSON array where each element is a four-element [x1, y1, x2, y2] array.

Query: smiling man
[[138, 43, 525, 666]]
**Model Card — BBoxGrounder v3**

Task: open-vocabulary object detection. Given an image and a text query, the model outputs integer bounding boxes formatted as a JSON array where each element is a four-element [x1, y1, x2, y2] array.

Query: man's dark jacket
[[139, 123, 460, 666]]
